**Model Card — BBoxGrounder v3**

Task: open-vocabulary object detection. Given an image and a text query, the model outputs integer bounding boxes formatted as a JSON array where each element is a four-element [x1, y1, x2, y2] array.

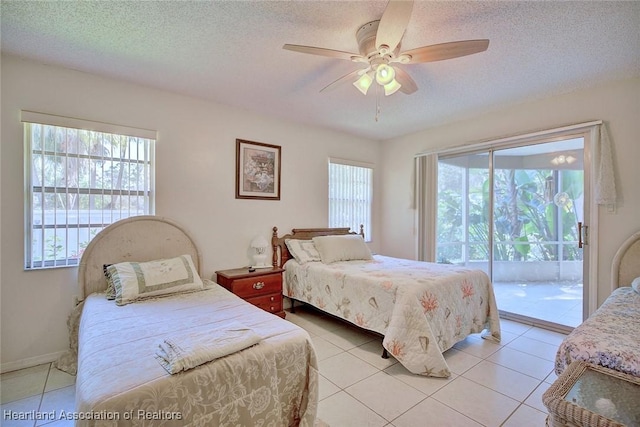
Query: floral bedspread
[[555, 286, 640, 377], [76, 282, 318, 426], [284, 255, 501, 377]]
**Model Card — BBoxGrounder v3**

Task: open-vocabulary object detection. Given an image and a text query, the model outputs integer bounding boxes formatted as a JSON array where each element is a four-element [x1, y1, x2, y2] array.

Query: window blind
[[23, 112, 155, 269], [328, 158, 373, 240]]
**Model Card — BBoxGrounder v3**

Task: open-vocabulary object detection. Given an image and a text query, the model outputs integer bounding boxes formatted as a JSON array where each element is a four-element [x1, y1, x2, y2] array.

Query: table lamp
[[250, 235, 270, 269]]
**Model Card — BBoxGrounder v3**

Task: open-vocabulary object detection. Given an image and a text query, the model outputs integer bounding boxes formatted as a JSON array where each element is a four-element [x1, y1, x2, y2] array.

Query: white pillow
[[285, 239, 321, 264], [312, 234, 373, 263], [632, 276, 640, 294], [105, 254, 203, 306]]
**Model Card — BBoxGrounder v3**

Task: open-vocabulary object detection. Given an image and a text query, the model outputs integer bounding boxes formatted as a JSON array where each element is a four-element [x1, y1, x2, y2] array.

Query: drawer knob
[[270, 296, 275, 302], [270, 306, 275, 311], [253, 281, 265, 290]]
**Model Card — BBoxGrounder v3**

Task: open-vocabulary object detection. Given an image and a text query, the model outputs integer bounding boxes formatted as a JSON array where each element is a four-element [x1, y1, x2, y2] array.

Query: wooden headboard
[[78, 216, 202, 300], [271, 226, 364, 268], [611, 230, 640, 289]]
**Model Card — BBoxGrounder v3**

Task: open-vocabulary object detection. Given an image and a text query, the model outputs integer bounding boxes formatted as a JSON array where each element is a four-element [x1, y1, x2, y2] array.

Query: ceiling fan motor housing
[[356, 20, 400, 61]]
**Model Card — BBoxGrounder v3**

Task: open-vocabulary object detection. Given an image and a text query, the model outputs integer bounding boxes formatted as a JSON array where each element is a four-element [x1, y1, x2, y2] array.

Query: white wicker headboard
[[78, 216, 202, 300], [611, 230, 640, 289]]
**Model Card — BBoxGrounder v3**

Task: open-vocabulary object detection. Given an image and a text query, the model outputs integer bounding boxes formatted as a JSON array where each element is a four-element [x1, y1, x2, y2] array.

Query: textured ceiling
[[2, 1, 639, 140]]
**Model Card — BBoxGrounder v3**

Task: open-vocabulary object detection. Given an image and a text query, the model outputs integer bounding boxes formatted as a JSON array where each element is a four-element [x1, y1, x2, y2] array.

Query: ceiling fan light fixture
[[353, 72, 374, 95], [375, 63, 395, 85], [383, 79, 402, 96]]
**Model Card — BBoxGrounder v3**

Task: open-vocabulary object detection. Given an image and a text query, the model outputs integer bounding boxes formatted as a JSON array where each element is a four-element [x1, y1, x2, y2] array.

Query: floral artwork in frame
[[236, 139, 281, 200]]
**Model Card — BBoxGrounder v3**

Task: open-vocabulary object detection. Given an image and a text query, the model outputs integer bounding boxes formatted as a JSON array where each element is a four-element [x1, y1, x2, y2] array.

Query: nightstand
[[215, 267, 285, 318]]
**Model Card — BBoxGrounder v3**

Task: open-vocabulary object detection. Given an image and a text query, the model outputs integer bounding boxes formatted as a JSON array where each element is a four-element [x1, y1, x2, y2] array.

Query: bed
[[554, 230, 640, 377], [271, 226, 501, 378], [64, 216, 318, 426]]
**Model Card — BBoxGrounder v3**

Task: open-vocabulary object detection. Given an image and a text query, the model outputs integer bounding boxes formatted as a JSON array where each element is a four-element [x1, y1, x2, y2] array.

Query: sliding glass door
[[436, 152, 490, 276], [436, 138, 586, 330]]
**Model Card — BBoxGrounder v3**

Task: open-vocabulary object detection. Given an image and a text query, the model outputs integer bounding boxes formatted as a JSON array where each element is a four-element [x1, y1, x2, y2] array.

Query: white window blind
[[23, 112, 156, 269], [328, 158, 373, 240]]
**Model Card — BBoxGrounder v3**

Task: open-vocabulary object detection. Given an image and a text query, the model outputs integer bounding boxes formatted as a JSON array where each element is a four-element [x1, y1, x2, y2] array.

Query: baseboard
[[0, 351, 65, 374]]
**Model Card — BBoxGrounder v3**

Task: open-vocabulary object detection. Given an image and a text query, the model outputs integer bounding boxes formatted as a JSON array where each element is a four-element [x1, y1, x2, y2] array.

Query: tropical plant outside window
[[437, 162, 583, 266], [25, 119, 154, 269]]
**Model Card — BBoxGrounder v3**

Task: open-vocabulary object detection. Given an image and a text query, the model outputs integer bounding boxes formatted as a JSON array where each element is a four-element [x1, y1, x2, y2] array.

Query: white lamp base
[[252, 253, 270, 269]]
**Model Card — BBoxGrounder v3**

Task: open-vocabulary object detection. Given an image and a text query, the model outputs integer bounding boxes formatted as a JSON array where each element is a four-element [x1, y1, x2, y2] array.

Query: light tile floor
[[1, 307, 565, 427], [289, 306, 563, 427], [1, 363, 76, 427]]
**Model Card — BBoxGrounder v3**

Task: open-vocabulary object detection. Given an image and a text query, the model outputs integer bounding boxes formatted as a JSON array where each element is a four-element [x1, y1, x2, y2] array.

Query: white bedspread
[[76, 282, 318, 426], [284, 255, 501, 377], [155, 321, 261, 374]]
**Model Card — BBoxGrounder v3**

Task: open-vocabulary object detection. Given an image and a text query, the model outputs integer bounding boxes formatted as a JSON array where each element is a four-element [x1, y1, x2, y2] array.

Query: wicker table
[[543, 361, 640, 427]]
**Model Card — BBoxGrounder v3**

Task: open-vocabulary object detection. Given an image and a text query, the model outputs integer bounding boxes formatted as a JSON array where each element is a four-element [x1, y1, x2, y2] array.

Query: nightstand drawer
[[246, 293, 283, 314], [230, 274, 282, 298], [215, 267, 285, 318]]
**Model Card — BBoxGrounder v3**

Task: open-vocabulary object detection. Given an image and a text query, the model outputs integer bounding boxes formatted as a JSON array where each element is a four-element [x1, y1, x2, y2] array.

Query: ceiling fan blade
[[402, 39, 489, 64], [283, 44, 361, 61], [375, 0, 414, 52], [319, 69, 362, 93], [393, 67, 418, 94]]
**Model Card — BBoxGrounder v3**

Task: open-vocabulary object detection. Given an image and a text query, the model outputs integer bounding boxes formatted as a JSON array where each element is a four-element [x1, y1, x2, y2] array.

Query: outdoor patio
[[493, 280, 583, 328]]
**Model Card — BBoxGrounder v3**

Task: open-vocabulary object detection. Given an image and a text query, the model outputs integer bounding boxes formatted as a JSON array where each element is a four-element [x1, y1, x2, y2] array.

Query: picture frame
[[236, 139, 281, 200]]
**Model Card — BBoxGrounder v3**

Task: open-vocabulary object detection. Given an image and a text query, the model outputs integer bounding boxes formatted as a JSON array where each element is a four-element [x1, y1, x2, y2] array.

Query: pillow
[[103, 264, 116, 300], [285, 239, 321, 264], [632, 276, 640, 294], [312, 234, 373, 263], [105, 254, 203, 306]]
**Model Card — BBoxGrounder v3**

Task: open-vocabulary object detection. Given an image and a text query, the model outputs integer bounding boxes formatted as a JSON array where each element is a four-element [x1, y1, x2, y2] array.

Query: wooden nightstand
[[215, 267, 285, 318]]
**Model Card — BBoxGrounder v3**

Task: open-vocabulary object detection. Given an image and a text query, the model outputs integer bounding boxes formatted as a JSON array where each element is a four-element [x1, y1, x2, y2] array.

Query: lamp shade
[[353, 72, 373, 95], [375, 64, 395, 85], [383, 79, 402, 96], [250, 235, 268, 250]]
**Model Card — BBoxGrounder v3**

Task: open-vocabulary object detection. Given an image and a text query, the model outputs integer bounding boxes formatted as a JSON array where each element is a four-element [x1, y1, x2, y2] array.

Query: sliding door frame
[[416, 121, 601, 323]]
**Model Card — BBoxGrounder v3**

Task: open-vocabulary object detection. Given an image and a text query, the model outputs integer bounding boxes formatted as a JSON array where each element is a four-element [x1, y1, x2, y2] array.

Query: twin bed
[[67, 216, 318, 426], [554, 230, 640, 378], [271, 226, 502, 378]]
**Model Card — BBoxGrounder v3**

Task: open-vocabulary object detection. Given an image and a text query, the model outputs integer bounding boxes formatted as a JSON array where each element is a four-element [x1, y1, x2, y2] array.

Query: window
[[23, 111, 155, 269], [328, 158, 373, 240]]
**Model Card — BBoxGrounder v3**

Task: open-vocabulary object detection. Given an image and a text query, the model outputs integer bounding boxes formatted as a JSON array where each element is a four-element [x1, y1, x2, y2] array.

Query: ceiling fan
[[283, 0, 489, 97]]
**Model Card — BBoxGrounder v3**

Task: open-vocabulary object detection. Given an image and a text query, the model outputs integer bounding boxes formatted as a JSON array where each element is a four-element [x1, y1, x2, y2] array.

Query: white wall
[[379, 77, 640, 307], [0, 55, 381, 370]]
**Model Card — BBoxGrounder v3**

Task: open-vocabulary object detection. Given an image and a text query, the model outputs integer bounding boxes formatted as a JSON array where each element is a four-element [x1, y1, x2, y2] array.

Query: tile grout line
[[33, 362, 53, 427]]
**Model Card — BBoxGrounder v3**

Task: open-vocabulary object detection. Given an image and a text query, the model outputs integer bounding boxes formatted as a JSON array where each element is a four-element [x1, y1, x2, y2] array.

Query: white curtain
[[414, 155, 437, 261], [595, 122, 617, 206]]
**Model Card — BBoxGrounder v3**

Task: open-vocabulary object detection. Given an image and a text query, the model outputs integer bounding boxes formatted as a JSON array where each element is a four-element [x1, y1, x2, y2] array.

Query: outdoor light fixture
[[551, 155, 577, 166]]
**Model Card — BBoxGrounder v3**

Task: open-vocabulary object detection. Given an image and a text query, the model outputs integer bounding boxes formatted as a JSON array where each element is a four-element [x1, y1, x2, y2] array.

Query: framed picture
[[236, 139, 281, 200]]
